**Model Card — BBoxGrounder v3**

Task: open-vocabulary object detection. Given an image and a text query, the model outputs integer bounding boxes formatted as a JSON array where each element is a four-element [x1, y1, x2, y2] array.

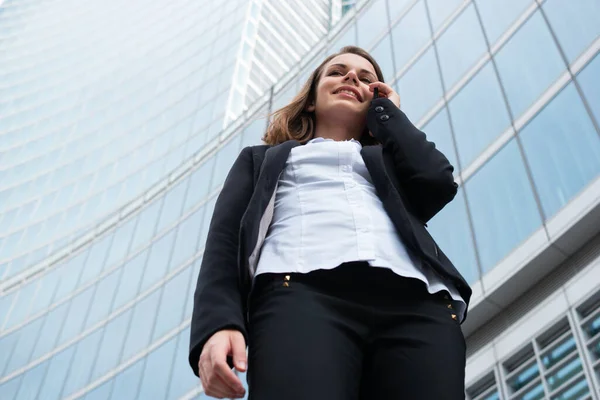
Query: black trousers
[[247, 261, 466, 400]]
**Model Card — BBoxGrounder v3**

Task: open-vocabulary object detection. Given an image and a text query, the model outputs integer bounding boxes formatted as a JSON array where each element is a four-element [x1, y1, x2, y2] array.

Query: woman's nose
[[344, 71, 359, 84]]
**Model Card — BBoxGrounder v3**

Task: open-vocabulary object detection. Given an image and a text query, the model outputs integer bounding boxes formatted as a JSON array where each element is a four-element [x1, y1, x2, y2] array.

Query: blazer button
[[380, 114, 390, 121], [375, 106, 384, 113]]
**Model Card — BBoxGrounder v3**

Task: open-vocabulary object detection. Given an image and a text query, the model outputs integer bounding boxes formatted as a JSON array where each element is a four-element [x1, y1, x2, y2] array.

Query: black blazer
[[188, 97, 472, 376]]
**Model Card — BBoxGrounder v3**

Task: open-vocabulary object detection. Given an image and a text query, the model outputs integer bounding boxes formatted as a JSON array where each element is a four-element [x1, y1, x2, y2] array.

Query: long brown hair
[[263, 46, 385, 146]]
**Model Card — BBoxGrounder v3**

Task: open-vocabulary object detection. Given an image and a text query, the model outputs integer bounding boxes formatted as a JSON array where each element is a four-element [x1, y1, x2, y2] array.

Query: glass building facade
[[0, 0, 599, 399]]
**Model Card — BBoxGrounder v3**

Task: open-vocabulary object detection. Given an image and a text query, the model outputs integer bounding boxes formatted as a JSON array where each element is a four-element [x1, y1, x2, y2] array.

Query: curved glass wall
[[1, 0, 599, 398]]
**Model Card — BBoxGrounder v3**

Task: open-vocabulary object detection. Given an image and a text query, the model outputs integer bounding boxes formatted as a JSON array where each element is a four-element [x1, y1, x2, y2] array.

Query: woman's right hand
[[198, 329, 247, 399]]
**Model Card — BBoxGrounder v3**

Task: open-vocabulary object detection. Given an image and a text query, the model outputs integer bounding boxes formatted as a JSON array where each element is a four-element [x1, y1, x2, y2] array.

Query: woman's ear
[[305, 102, 315, 112]]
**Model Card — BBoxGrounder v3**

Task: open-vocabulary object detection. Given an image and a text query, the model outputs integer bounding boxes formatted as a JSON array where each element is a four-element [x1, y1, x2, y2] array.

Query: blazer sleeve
[[367, 97, 458, 223], [188, 146, 254, 377]]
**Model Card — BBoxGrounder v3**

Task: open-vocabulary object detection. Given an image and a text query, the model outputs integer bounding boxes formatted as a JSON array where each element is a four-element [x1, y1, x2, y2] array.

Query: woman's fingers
[[369, 82, 401, 108]]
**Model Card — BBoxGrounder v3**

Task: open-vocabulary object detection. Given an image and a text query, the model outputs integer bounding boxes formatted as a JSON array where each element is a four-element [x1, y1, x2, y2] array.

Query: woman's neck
[[313, 121, 363, 142]]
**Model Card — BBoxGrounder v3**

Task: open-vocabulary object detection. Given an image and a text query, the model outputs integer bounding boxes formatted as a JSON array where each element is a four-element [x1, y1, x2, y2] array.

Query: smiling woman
[[189, 45, 471, 400]]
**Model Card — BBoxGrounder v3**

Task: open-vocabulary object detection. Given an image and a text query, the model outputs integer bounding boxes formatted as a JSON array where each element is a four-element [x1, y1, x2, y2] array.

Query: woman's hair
[[263, 46, 384, 146]]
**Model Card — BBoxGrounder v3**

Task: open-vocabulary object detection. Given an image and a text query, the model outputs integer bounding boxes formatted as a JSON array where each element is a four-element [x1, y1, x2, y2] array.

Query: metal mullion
[[547, 369, 587, 398], [533, 339, 552, 397], [568, 308, 600, 398]]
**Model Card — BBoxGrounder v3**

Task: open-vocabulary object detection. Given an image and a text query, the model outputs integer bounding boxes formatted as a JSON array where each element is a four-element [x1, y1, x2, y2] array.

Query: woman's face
[[309, 53, 378, 122]]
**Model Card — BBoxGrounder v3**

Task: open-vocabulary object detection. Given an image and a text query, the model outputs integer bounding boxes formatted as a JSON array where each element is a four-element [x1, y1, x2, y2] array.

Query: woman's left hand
[[369, 82, 401, 109]]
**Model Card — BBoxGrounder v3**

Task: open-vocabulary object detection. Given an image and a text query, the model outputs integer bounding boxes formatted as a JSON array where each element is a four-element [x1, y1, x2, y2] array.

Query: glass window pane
[[241, 115, 267, 148], [521, 83, 600, 218], [449, 61, 512, 168], [494, 10, 565, 119], [90, 309, 133, 381], [437, 3, 487, 89], [397, 46, 442, 122], [212, 135, 242, 191], [121, 290, 161, 362], [38, 346, 76, 400], [136, 336, 178, 400], [15, 360, 48, 400], [3, 278, 37, 329], [391, 0, 431, 72], [109, 358, 145, 400], [28, 269, 60, 316], [422, 107, 459, 172], [466, 139, 542, 272], [61, 329, 104, 398], [57, 286, 95, 346], [475, 0, 532, 46], [183, 157, 215, 213], [140, 230, 176, 292], [104, 217, 137, 269], [83, 380, 113, 400], [152, 265, 192, 341], [428, 189, 479, 284], [130, 197, 163, 252], [79, 233, 113, 284], [0, 376, 22, 400], [156, 178, 188, 233], [369, 35, 394, 82], [387, 0, 413, 23], [426, 0, 462, 32], [5, 317, 44, 374], [356, 0, 388, 49], [171, 205, 205, 269], [85, 269, 121, 329], [53, 249, 88, 302], [578, 53, 600, 124], [112, 249, 148, 310], [328, 22, 357, 53], [543, 0, 600, 63], [168, 328, 201, 399], [30, 303, 69, 361]]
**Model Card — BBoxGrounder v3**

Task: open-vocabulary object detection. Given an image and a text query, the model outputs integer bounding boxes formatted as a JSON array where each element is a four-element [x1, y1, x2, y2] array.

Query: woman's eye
[[361, 78, 372, 84], [330, 71, 342, 76]]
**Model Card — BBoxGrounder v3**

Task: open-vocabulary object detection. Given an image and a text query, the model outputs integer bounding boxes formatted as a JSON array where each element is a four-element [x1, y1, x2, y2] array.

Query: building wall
[[0, 0, 599, 399]]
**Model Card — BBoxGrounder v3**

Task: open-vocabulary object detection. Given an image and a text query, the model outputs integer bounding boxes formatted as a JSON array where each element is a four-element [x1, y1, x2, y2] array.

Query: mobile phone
[[373, 87, 379, 100]]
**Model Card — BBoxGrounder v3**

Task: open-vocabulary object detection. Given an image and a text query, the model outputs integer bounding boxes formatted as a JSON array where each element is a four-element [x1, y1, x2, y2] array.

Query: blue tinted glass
[[80, 233, 113, 284], [37, 346, 76, 400], [421, 107, 458, 171], [241, 115, 267, 148], [168, 328, 201, 399], [183, 157, 215, 213], [152, 265, 191, 341], [428, 189, 479, 283], [397, 47, 442, 122], [578, 53, 600, 123], [85, 269, 120, 329], [156, 178, 188, 233], [61, 329, 104, 397], [0, 291, 16, 328], [370, 35, 394, 81], [171, 205, 204, 269], [387, 0, 414, 23], [140, 230, 176, 292], [15, 360, 48, 400], [426, 0, 462, 32], [28, 270, 59, 316], [357, 0, 388, 49], [90, 309, 133, 381], [30, 303, 68, 361], [391, 0, 430, 72], [130, 198, 163, 252], [0, 331, 19, 375], [212, 135, 242, 190], [466, 139, 542, 272], [521, 83, 600, 218], [121, 290, 161, 362], [112, 250, 148, 310], [109, 358, 145, 400], [543, 0, 600, 63], [449, 62, 512, 167], [475, 0, 532, 46], [83, 380, 113, 400], [137, 336, 178, 400], [2, 278, 36, 329], [494, 10, 565, 119], [5, 317, 44, 373], [104, 217, 136, 269], [329, 22, 357, 53], [436, 3, 487, 89], [0, 376, 22, 400], [53, 250, 88, 301], [57, 287, 94, 346]]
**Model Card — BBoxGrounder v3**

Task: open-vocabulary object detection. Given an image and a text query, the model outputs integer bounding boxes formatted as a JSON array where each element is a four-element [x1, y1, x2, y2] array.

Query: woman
[[189, 46, 472, 400]]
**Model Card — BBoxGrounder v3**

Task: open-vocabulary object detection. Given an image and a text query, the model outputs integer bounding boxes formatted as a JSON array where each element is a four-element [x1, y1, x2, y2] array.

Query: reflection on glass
[[551, 377, 589, 400], [426, 0, 463, 32], [137, 336, 178, 400], [387, 0, 413, 23], [541, 336, 576, 369], [397, 47, 443, 122], [508, 362, 540, 391], [391, 1, 430, 73], [577, 53, 600, 124], [109, 358, 144, 400], [61, 329, 103, 397], [427, 189, 479, 284], [542, 0, 600, 63], [449, 61, 511, 168], [546, 356, 583, 391], [356, 0, 388, 49], [466, 139, 542, 272], [369, 35, 394, 81], [475, 0, 532, 46], [436, 3, 487, 89], [494, 10, 565, 119], [520, 83, 600, 219]]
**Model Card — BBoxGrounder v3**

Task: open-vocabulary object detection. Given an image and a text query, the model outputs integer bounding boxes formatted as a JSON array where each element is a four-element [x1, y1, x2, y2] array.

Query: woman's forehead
[[325, 53, 376, 75]]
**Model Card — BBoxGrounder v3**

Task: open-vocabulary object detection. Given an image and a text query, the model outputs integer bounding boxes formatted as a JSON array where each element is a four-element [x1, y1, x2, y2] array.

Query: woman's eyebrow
[[329, 63, 377, 78]]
